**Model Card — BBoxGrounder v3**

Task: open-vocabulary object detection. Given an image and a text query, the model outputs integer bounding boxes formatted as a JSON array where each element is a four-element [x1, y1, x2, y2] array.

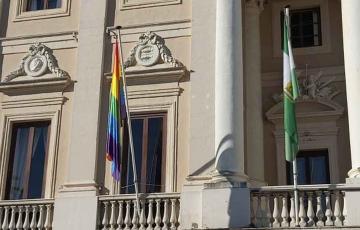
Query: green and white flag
[[283, 8, 300, 162]]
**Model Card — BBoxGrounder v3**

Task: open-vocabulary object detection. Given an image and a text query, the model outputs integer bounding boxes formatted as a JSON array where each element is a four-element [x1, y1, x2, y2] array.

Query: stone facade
[[0, 0, 359, 229]]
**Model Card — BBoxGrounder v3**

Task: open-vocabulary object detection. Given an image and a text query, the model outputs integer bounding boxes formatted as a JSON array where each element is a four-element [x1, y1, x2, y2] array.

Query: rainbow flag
[[106, 41, 127, 181]]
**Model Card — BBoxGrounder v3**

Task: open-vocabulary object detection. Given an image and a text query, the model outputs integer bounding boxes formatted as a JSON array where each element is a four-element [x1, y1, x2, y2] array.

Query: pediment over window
[[0, 42, 72, 95], [123, 31, 183, 70], [266, 98, 345, 125]]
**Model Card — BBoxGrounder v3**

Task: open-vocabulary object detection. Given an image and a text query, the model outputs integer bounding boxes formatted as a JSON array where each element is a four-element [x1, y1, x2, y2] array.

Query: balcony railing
[[250, 184, 360, 228], [98, 193, 180, 230], [0, 199, 54, 229]]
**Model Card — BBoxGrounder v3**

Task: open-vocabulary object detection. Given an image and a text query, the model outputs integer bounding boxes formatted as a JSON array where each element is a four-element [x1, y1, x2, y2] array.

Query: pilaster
[[244, 0, 266, 186]]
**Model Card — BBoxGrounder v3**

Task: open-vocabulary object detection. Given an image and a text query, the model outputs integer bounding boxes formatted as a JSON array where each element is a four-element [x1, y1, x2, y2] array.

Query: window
[[121, 113, 167, 194], [5, 122, 50, 200], [25, 0, 61, 11], [287, 149, 330, 185], [281, 7, 322, 48]]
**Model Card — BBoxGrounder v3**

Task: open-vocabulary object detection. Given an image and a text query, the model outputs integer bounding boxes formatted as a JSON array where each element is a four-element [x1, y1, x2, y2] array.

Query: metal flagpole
[[284, 6, 299, 227], [115, 26, 141, 217], [292, 159, 299, 226]]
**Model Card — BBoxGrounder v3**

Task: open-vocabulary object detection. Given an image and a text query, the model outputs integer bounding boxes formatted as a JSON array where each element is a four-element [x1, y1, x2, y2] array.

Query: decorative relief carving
[[124, 31, 183, 68], [272, 71, 340, 103], [2, 43, 69, 83]]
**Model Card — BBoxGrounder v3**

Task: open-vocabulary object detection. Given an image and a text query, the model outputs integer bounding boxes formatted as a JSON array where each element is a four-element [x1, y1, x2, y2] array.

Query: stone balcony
[[0, 199, 54, 229], [98, 192, 181, 230], [250, 184, 360, 229]]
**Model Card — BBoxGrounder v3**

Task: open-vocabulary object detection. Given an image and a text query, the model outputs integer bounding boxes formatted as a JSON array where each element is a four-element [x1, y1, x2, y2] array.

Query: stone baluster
[[2, 206, 9, 230], [117, 201, 124, 230], [162, 199, 169, 230], [255, 194, 262, 227], [154, 199, 161, 230], [139, 201, 146, 230], [316, 192, 325, 226], [281, 194, 289, 227], [44, 204, 52, 230], [170, 199, 177, 230], [8, 206, 16, 230], [333, 191, 343, 226], [124, 201, 131, 230], [30, 206, 38, 230], [289, 195, 296, 227], [16, 206, 24, 230], [110, 201, 117, 230], [325, 192, 334, 226], [250, 195, 256, 226], [146, 200, 154, 230], [23, 206, 30, 230], [264, 195, 271, 227], [37, 205, 45, 229], [306, 192, 315, 227], [102, 202, 110, 230], [299, 193, 307, 227], [272, 195, 280, 228], [131, 201, 139, 230], [0, 207, 3, 227], [342, 191, 347, 226]]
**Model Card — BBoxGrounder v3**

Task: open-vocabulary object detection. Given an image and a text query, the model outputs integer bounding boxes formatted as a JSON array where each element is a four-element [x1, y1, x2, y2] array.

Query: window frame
[[14, 0, 70, 22], [121, 112, 168, 194], [271, 0, 331, 57], [0, 104, 63, 200], [5, 121, 51, 200]]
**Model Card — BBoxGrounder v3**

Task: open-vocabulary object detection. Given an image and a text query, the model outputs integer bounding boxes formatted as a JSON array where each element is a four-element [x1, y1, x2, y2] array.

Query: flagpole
[[115, 26, 141, 217], [292, 159, 299, 226], [284, 6, 299, 226]]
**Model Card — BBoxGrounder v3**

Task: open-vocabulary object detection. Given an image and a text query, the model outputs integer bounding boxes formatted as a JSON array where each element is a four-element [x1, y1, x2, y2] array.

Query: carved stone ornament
[[2, 42, 69, 82], [124, 31, 183, 68], [272, 71, 341, 103]]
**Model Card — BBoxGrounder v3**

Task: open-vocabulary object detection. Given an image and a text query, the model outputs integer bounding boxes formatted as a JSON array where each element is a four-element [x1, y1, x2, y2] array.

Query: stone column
[[341, 0, 360, 179], [53, 0, 108, 229], [214, 0, 246, 181], [341, 0, 360, 226], [244, 0, 265, 186]]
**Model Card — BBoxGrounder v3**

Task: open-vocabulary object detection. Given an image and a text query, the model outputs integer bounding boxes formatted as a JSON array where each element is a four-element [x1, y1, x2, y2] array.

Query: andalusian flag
[[106, 41, 128, 180], [283, 7, 300, 162]]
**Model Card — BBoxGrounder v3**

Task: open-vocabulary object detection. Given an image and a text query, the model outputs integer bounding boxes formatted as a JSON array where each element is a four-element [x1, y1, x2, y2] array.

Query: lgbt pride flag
[[106, 41, 128, 181]]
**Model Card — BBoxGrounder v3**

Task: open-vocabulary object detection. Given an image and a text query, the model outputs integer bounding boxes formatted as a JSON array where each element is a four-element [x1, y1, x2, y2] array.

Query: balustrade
[[250, 185, 350, 228], [98, 193, 180, 230], [0, 199, 54, 230]]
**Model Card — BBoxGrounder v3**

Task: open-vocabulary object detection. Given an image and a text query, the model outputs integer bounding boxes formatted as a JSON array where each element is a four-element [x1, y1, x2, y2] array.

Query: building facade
[[0, 0, 359, 229]]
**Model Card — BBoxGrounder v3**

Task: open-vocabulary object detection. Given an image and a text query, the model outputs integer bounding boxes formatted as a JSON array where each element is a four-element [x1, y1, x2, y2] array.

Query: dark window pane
[[146, 117, 163, 193], [5, 122, 50, 200], [48, 0, 60, 9], [280, 7, 322, 48], [287, 149, 330, 185], [26, 0, 61, 11]]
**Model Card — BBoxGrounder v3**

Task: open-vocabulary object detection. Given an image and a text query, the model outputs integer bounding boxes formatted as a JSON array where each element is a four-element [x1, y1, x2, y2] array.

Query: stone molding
[[0, 31, 78, 54], [13, 0, 71, 22], [119, 0, 181, 10], [0, 94, 66, 199], [2, 42, 69, 83], [123, 31, 183, 68], [111, 20, 191, 43], [245, 0, 265, 11], [266, 98, 345, 184]]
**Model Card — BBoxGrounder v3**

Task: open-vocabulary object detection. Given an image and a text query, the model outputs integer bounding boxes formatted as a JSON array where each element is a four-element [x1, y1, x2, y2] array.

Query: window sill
[[120, 0, 181, 10]]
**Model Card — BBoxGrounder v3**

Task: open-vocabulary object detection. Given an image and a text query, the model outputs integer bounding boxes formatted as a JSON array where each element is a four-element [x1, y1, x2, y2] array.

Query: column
[[214, 0, 246, 181], [341, 0, 360, 179], [244, 0, 265, 185], [53, 0, 108, 229], [341, 0, 360, 226]]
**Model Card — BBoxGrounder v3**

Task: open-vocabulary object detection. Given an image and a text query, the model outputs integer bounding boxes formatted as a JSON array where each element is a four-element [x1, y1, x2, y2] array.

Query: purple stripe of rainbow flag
[[106, 41, 127, 181]]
